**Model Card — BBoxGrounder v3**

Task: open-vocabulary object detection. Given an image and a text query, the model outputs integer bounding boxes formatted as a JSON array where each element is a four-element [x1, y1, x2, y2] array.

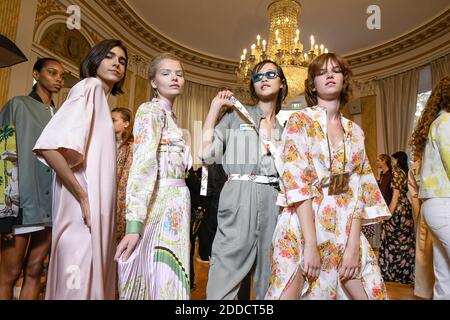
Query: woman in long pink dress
[[33, 39, 128, 300]]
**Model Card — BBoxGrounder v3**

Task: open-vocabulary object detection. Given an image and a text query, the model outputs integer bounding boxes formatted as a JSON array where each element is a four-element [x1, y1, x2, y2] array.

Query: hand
[[78, 191, 91, 231], [211, 90, 235, 112], [115, 233, 140, 262], [338, 245, 360, 281], [302, 243, 321, 281]]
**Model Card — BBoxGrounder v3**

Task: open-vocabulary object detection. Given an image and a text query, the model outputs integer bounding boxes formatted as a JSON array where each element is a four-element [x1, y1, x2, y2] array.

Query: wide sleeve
[[33, 78, 104, 168], [354, 147, 391, 224], [125, 103, 163, 235], [279, 112, 321, 206], [435, 115, 450, 179], [201, 111, 231, 164]]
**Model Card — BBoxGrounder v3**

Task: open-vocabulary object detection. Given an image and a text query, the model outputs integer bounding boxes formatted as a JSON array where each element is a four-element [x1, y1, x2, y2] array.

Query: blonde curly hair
[[409, 76, 450, 161]]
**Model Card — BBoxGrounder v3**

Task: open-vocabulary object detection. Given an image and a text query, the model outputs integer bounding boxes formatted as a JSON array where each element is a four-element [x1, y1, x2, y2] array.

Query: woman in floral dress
[[266, 53, 391, 300], [115, 53, 192, 300], [111, 107, 134, 242], [379, 151, 415, 284]]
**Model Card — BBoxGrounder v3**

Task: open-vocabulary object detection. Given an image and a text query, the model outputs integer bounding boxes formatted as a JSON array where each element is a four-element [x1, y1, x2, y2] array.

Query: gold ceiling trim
[[346, 9, 450, 67], [33, 0, 449, 86], [353, 41, 450, 79], [96, 0, 238, 74], [99, 1, 449, 74]]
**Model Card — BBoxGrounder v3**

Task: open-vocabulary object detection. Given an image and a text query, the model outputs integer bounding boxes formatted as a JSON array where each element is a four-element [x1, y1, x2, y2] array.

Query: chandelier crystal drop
[[236, 0, 328, 98]]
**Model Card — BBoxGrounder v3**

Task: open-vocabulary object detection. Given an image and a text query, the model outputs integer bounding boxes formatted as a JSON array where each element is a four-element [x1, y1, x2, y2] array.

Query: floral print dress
[[115, 140, 133, 242], [266, 106, 391, 300], [117, 98, 192, 300], [378, 167, 415, 284]]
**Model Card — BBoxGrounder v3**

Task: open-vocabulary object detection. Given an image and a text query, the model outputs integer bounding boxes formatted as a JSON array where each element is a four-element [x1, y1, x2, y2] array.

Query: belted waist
[[157, 145, 184, 153], [158, 178, 186, 187], [228, 174, 279, 185]]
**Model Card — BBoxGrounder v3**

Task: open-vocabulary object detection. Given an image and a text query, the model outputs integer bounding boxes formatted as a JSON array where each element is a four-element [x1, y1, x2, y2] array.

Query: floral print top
[[125, 98, 192, 235], [277, 105, 390, 225], [419, 111, 450, 199], [116, 140, 133, 242]]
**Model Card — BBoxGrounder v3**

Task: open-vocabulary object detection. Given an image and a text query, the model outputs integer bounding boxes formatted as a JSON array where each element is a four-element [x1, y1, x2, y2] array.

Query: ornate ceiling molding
[[96, 0, 238, 75], [33, 0, 449, 88], [35, 0, 66, 30], [346, 9, 450, 68]]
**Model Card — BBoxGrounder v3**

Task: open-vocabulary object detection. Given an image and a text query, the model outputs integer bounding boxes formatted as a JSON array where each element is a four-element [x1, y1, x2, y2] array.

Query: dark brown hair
[[409, 76, 450, 161], [249, 60, 288, 114], [112, 107, 134, 147], [80, 39, 128, 96], [32, 57, 63, 92], [392, 151, 409, 176], [304, 53, 353, 108]]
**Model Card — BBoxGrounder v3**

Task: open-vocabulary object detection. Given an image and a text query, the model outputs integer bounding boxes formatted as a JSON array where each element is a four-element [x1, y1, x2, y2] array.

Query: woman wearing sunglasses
[[200, 60, 287, 300]]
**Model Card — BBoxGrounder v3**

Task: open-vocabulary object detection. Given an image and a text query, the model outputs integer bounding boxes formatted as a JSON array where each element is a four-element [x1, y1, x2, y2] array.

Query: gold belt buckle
[[328, 172, 350, 195]]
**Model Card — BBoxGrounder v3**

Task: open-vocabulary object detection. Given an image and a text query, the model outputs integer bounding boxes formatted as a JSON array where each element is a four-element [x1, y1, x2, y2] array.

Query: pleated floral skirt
[[117, 185, 191, 300]]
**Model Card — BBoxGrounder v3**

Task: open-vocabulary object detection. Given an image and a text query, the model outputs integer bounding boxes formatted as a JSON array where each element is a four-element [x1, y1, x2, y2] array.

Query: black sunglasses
[[251, 70, 279, 83]]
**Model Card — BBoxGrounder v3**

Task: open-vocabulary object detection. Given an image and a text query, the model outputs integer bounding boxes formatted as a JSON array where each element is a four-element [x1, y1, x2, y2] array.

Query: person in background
[[186, 167, 205, 290], [376, 154, 394, 205], [111, 107, 134, 242], [411, 76, 450, 299], [378, 151, 415, 284], [33, 39, 128, 299], [362, 154, 393, 248], [0, 57, 64, 300]]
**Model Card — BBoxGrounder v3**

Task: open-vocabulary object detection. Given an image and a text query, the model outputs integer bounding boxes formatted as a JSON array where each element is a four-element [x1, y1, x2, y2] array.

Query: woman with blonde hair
[[115, 53, 192, 300], [410, 76, 450, 299]]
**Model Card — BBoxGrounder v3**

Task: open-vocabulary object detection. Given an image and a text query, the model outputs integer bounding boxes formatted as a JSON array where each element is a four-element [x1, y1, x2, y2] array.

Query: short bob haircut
[[80, 39, 128, 96], [249, 60, 288, 115], [304, 53, 353, 108]]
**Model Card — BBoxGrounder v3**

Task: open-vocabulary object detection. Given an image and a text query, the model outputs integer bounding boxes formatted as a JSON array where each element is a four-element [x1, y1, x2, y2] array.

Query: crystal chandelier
[[236, 0, 328, 98]]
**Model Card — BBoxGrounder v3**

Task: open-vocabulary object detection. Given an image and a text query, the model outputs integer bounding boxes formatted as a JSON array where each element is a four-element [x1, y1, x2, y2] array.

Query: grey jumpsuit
[[204, 105, 283, 300]]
